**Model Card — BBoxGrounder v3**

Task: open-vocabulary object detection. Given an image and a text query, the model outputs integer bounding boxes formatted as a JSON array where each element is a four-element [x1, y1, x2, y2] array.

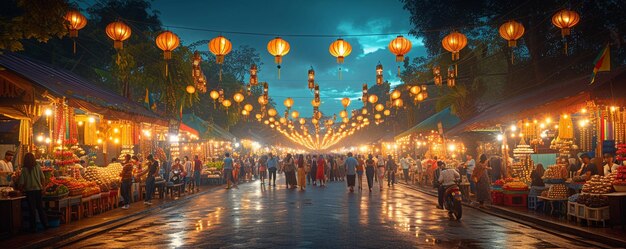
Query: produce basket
[[614, 184, 626, 192]]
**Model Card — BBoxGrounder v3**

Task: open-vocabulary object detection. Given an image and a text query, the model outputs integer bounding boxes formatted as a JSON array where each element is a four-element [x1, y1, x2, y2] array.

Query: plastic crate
[[576, 203, 586, 219], [585, 206, 610, 227], [503, 193, 527, 207], [491, 191, 504, 205], [528, 196, 543, 210]]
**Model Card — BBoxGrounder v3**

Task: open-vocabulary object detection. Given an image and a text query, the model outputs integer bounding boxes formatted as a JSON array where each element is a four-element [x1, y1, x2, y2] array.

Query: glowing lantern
[[311, 119, 319, 125], [156, 31, 180, 60], [209, 90, 220, 108], [361, 109, 368, 115], [410, 85, 420, 95], [233, 93, 245, 104], [375, 114, 382, 120], [255, 114, 262, 120], [343, 117, 349, 123], [433, 66, 443, 86], [376, 63, 383, 85], [499, 20, 525, 47], [447, 66, 456, 87], [64, 10, 87, 53], [393, 98, 404, 108], [308, 68, 315, 90], [329, 38, 352, 63], [244, 104, 253, 112], [384, 109, 391, 116], [208, 36, 232, 64], [291, 110, 300, 119], [267, 37, 290, 78], [268, 108, 278, 117], [241, 109, 249, 116], [339, 110, 348, 118], [249, 64, 258, 86], [258, 95, 268, 105], [391, 89, 401, 100], [222, 99, 232, 113], [368, 94, 378, 104], [283, 98, 294, 109], [441, 31, 467, 61], [106, 21, 131, 50], [341, 97, 351, 109], [375, 103, 385, 112], [186, 85, 196, 94], [388, 35, 412, 62], [311, 99, 321, 108], [299, 118, 306, 125], [552, 9, 580, 37], [280, 117, 287, 124]]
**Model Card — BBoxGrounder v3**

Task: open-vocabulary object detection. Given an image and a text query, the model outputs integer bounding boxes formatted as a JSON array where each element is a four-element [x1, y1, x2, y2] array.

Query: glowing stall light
[[169, 134, 180, 143]]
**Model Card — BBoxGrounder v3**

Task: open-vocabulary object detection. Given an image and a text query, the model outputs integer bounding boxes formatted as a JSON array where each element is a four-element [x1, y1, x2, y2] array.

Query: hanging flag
[[144, 88, 150, 109], [590, 44, 611, 84], [179, 102, 183, 121]]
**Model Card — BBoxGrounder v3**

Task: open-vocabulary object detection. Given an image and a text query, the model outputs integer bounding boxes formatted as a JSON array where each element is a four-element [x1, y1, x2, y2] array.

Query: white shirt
[[0, 160, 13, 173], [466, 159, 476, 174], [377, 156, 385, 166], [438, 168, 460, 186], [400, 158, 411, 169], [604, 163, 619, 176]]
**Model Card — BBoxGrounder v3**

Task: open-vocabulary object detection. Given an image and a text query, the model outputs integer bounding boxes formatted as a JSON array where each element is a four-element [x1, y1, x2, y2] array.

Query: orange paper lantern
[[106, 21, 132, 49], [209, 35, 232, 64], [64, 10, 87, 38], [267, 37, 290, 64], [155, 31, 180, 60], [329, 38, 352, 63], [388, 35, 412, 62], [552, 9, 580, 37], [499, 20, 525, 47], [441, 31, 467, 61]]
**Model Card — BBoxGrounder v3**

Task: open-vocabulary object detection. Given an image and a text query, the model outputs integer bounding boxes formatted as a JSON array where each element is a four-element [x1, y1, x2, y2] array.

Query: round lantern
[[391, 89, 401, 100], [499, 20, 525, 47], [299, 118, 306, 125], [258, 95, 268, 105], [311, 99, 321, 108], [410, 85, 421, 95], [384, 109, 391, 116], [291, 110, 300, 119], [388, 35, 412, 62], [64, 10, 87, 38], [209, 90, 220, 100], [209, 36, 232, 64], [441, 31, 467, 61], [280, 117, 287, 124], [375, 114, 382, 120], [283, 98, 294, 109], [375, 103, 385, 112], [368, 94, 378, 104], [156, 31, 180, 60], [241, 109, 249, 116], [186, 85, 196, 94], [329, 38, 352, 63], [106, 21, 132, 49], [311, 119, 319, 125], [339, 110, 348, 118], [255, 114, 262, 120], [233, 93, 245, 103], [343, 117, 349, 123], [267, 37, 290, 64], [341, 97, 351, 109], [552, 9, 580, 37], [243, 104, 253, 112], [267, 108, 278, 117], [222, 99, 232, 111], [393, 98, 404, 108]]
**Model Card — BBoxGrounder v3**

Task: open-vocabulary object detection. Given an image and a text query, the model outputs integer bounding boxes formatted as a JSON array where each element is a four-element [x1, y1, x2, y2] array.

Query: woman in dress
[[297, 154, 306, 190], [365, 154, 376, 192], [356, 155, 365, 191], [316, 155, 327, 186], [310, 155, 318, 186], [17, 152, 48, 232], [283, 153, 297, 189], [472, 154, 492, 208], [337, 155, 346, 181]]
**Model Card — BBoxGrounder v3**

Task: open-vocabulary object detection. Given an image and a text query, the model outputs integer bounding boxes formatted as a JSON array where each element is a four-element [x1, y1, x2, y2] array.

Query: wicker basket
[[614, 184, 626, 192]]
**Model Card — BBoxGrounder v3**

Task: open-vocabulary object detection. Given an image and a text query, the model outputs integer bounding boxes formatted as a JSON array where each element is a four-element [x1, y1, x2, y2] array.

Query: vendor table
[[538, 196, 568, 217], [44, 197, 70, 224], [0, 196, 25, 238], [602, 192, 626, 228]]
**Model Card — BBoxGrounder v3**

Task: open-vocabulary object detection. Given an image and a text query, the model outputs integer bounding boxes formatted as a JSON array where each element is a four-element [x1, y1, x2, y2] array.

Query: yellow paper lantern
[[552, 9, 580, 37], [339, 110, 348, 118], [410, 85, 420, 95], [186, 85, 196, 94], [341, 97, 351, 109], [210, 90, 220, 100], [329, 38, 352, 63], [156, 31, 180, 60], [499, 20, 525, 47], [391, 89, 401, 100], [393, 98, 404, 108], [375, 103, 385, 112], [241, 109, 249, 116], [291, 110, 300, 119], [64, 10, 87, 38], [299, 118, 306, 125], [375, 114, 382, 120], [258, 95, 268, 105], [383, 109, 391, 116], [284, 97, 294, 109], [222, 99, 232, 107], [368, 94, 378, 104], [105, 21, 132, 49], [311, 99, 321, 108], [244, 104, 253, 112], [209, 36, 233, 64], [388, 35, 412, 62], [441, 31, 467, 61], [268, 108, 278, 117], [267, 37, 290, 64], [233, 93, 245, 103]]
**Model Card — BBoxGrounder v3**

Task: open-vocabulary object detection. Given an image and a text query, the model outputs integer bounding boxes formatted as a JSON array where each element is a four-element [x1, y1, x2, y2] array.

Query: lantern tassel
[[277, 65, 281, 80], [339, 67, 342, 80], [397, 65, 400, 77], [73, 40, 77, 54], [165, 62, 168, 77], [219, 65, 223, 82]]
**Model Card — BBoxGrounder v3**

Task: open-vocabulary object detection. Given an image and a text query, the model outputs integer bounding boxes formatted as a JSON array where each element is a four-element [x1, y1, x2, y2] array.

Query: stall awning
[[394, 107, 461, 140], [182, 114, 236, 141], [0, 53, 167, 126], [445, 67, 626, 136], [179, 123, 199, 137]]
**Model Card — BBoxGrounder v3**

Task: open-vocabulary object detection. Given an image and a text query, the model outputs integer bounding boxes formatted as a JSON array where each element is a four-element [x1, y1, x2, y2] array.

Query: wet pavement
[[64, 177, 611, 249]]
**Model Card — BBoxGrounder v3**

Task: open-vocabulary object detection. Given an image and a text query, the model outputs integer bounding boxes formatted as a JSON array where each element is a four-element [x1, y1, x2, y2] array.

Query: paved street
[[65, 177, 606, 249]]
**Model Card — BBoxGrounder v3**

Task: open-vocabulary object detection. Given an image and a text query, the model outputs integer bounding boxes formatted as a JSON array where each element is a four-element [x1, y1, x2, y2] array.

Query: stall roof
[[182, 114, 236, 141], [445, 67, 626, 136], [0, 53, 167, 125], [394, 107, 461, 140]]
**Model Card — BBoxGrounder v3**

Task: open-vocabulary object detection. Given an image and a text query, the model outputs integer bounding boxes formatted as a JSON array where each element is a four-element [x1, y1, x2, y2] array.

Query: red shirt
[[194, 159, 203, 172]]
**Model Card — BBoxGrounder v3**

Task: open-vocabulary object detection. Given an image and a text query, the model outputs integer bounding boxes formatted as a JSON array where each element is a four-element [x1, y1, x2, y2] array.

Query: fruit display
[[542, 164, 566, 182], [550, 137, 573, 158], [83, 163, 122, 191], [614, 165, 626, 187], [513, 143, 534, 158], [577, 193, 609, 207], [503, 181, 529, 191], [44, 183, 69, 198], [546, 184, 568, 199], [616, 144, 626, 161], [582, 175, 614, 194], [49, 176, 98, 197]]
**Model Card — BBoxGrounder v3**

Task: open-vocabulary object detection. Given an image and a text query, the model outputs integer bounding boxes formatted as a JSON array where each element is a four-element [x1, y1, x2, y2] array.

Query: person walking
[[316, 155, 327, 186], [400, 154, 411, 184], [356, 155, 365, 191], [472, 154, 492, 208], [414, 155, 423, 185], [345, 152, 358, 192], [376, 155, 386, 191], [120, 154, 133, 210], [386, 155, 398, 187], [17, 152, 48, 232], [137, 154, 159, 205], [283, 153, 297, 189], [223, 152, 237, 189], [464, 154, 476, 194], [267, 153, 278, 186], [183, 156, 193, 192], [329, 155, 337, 181], [297, 154, 306, 190], [365, 154, 376, 192], [337, 155, 346, 181], [193, 155, 203, 192], [258, 155, 267, 185], [310, 155, 318, 186]]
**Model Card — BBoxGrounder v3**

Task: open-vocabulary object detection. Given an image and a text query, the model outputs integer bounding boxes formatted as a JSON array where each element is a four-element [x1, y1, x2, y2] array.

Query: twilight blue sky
[[152, 0, 427, 117]]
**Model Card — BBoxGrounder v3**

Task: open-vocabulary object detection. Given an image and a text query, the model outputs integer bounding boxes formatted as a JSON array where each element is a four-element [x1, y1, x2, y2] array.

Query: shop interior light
[[510, 125, 517, 132], [44, 109, 53, 116], [88, 116, 96, 123], [169, 134, 179, 143]]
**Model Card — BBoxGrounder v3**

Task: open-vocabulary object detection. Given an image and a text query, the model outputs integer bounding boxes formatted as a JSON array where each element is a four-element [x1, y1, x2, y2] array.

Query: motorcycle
[[444, 183, 463, 220], [169, 170, 182, 184]]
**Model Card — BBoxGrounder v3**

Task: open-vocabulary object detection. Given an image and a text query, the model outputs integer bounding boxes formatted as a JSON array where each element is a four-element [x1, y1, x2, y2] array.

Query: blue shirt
[[223, 157, 233, 170], [345, 157, 358, 175], [267, 157, 278, 169]]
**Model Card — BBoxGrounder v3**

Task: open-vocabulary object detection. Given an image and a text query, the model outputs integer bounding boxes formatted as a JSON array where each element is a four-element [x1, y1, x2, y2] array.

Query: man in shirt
[[602, 153, 619, 176], [223, 152, 236, 189], [464, 155, 476, 193], [575, 153, 598, 181], [438, 165, 461, 209], [344, 152, 358, 192], [138, 154, 159, 205], [413, 155, 423, 185], [0, 150, 15, 173], [193, 155, 203, 192], [267, 153, 279, 186], [400, 154, 411, 184]]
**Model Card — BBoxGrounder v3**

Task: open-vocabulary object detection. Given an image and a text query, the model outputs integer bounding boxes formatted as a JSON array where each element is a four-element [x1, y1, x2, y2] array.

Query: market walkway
[[60, 179, 611, 248]]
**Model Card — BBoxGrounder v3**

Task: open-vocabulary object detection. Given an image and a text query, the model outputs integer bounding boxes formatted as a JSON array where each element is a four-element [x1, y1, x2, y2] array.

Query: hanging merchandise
[[267, 37, 290, 79], [209, 35, 233, 81], [329, 38, 352, 79]]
